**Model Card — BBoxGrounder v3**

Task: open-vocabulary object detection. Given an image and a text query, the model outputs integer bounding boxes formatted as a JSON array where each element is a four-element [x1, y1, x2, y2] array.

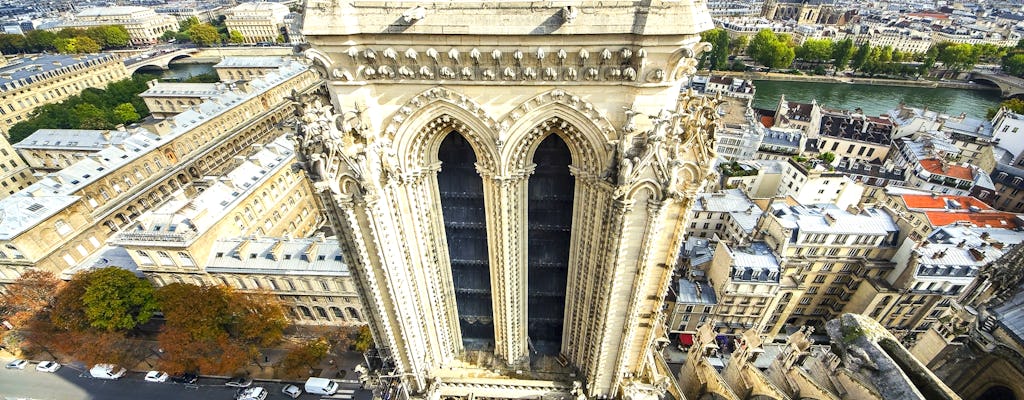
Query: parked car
[[225, 376, 253, 388], [170, 372, 198, 384], [4, 359, 27, 370], [235, 386, 268, 400], [89, 364, 126, 380], [144, 371, 169, 382], [35, 361, 60, 372], [305, 377, 339, 395], [282, 384, 302, 398]]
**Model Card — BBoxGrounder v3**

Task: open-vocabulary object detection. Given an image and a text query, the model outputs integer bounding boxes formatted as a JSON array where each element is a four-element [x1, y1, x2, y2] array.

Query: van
[[304, 377, 338, 395], [90, 364, 126, 379], [235, 387, 268, 400]]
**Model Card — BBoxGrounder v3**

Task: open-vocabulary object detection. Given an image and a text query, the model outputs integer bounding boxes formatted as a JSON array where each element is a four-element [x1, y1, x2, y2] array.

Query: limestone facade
[[0, 61, 320, 284], [57, 6, 179, 46], [299, 1, 717, 398], [223, 2, 289, 44]]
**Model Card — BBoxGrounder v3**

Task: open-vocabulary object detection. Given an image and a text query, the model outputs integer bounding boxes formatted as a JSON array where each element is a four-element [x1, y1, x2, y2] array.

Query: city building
[[714, 96, 764, 161], [153, 5, 220, 24], [772, 96, 821, 138], [772, 157, 864, 209], [705, 241, 782, 334], [0, 60, 320, 284], [666, 279, 717, 345], [139, 80, 233, 119], [299, 1, 716, 398], [940, 113, 994, 162], [816, 109, 894, 165], [756, 127, 805, 160], [686, 188, 763, 245], [56, 6, 179, 45], [885, 104, 945, 138], [758, 202, 900, 334], [223, 2, 289, 44], [13, 127, 139, 171], [893, 138, 997, 202], [213, 56, 294, 82], [0, 53, 128, 138]]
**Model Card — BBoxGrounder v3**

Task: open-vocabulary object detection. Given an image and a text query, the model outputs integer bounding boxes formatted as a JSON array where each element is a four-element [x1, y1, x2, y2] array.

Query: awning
[[679, 334, 694, 346]]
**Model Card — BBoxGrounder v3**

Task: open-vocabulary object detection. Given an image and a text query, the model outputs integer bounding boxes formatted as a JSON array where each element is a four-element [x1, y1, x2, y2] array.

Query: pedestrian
[[265, 355, 269, 363]]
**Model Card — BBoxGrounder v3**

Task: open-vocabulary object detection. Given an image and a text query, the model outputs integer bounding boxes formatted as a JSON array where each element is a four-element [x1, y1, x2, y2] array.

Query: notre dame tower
[[294, 1, 716, 398]]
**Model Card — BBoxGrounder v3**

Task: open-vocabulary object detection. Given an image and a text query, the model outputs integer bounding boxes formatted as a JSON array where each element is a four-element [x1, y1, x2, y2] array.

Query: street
[[0, 362, 371, 400]]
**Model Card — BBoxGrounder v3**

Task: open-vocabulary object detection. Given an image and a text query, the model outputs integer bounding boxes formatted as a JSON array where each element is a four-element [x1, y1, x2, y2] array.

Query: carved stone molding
[[339, 46, 650, 83]]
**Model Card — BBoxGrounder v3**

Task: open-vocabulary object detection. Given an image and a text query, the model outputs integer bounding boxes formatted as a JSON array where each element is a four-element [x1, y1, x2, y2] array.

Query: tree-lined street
[[0, 362, 370, 400]]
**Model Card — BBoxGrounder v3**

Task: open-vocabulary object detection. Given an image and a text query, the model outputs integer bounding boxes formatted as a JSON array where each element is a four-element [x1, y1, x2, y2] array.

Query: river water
[[160, 62, 216, 81], [752, 80, 1004, 120]]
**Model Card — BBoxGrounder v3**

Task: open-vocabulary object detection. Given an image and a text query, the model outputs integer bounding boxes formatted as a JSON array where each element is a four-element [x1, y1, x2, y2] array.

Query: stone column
[[480, 165, 532, 366]]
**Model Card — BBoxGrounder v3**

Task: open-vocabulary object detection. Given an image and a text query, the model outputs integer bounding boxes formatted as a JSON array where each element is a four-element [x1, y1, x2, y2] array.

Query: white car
[[282, 384, 302, 398], [144, 371, 169, 382], [35, 361, 60, 372], [4, 359, 27, 370]]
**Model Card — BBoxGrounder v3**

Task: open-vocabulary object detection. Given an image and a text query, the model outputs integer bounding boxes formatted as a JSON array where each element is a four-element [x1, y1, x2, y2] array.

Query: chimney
[[304, 241, 319, 261], [235, 240, 250, 259], [957, 239, 966, 248], [269, 240, 284, 260]]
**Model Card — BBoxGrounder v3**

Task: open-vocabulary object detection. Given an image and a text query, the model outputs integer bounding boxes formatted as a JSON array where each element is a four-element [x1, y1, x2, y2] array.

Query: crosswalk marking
[[321, 395, 353, 400]]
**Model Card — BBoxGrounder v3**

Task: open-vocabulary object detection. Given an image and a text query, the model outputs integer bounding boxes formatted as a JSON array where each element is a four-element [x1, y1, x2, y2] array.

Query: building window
[[157, 251, 174, 266], [55, 220, 73, 236], [178, 252, 195, 267], [136, 251, 154, 265]]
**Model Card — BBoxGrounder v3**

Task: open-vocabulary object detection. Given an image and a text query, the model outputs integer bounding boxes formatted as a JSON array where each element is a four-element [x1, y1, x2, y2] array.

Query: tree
[[768, 41, 796, 69], [160, 30, 177, 42], [1004, 54, 1024, 77], [850, 42, 871, 71], [797, 39, 833, 62], [102, 26, 130, 48], [187, 23, 221, 47], [227, 291, 287, 348], [699, 28, 730, 71], [74, 36, 100, 54], [729, 35, 749, 55], [938, 43, 978, 72], [832, 39, 854, 71], [112, 103, 140, 125], [818, 152, 836, 164], [51, 272, 94, 331], [179, 16, 200, 33], [53, 37, 77, 54], [81, 267, 158, 331], [74, 103, 111, 130], [353, 325, 373, 352], [23, 30, 57, 52], [0, 34, 27, 54], [228, 30, 246, 44], [0, 270, 62, 327], [279, 339, 330, 378], [748, 29, 796, 69]]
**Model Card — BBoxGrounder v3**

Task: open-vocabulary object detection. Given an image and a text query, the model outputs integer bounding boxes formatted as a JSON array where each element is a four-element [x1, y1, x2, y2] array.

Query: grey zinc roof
[[770, 204, 898, 236], [13, 129, 133, 151], [0, 195, 80, 238], [140, 82, 223, 98], [205, 236, 350, 277], [214, 56, 291, 69], [676, 280, 717, 305], [993, 289, 1024, 345], [0, 53, 118, 91]]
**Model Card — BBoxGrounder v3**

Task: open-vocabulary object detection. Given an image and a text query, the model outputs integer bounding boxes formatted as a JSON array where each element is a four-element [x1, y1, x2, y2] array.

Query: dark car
[[171, 372, 199, 384]]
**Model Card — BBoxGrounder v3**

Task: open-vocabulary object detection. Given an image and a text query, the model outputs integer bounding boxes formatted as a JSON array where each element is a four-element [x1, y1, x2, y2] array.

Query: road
[[0, 362, 370, 400]]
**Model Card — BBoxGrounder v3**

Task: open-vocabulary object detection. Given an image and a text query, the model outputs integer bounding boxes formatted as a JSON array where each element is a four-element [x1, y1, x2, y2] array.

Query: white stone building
[[224, 2, 289, 44], [57, 6, 178, 45]]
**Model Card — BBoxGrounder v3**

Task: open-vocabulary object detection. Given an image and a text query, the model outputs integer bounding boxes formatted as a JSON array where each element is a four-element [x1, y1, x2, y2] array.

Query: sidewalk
[[127, 344, 366, 383]]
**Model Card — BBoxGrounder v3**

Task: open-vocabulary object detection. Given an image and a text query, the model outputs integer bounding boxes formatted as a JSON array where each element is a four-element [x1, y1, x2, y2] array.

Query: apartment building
[[686, 189, 763, 245], [223, 2, 289, 44], [0, 53, 128, 137], [816, 110, 894, 165], [213, 56, 294, 82], [139, 80, 233, 119], [705, 241, 782, 335], [850, 225, 1024, 341], [893, 138, 997, 202], [941, 113, 994, 163], [0, 61, 320, 283], [13, 127, 140, 171], [773, 157, 864, 209], [772, 96, 821, 138], [714, 96, 764, 161], [758, 203, 901, 334], [57, 6, 179, 46]]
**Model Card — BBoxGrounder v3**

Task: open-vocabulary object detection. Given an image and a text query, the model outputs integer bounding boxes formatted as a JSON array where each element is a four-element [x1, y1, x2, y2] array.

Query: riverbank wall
[[170, 46, 296, 63], [714, 71, 999, 92]]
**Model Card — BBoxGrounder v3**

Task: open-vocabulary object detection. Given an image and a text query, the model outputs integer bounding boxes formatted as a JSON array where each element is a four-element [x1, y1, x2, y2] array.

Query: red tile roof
[[901, 194, 993, 210], [925, 211, 1020, 229], [760, 116, 774, 128], [919, 159, 974, 181]]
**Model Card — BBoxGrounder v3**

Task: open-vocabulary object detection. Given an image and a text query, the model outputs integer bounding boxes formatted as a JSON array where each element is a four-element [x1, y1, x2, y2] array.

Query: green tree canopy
[[1004, 53, 1024, 77], [179, 16, 200, 32], [82, 267, 158, 331], [699, 28, 730, 71], [937, 43, 979, 72], [797, 39, 833, 62], [74, 36, 100, 53], [832, 39, 854, 70], [747, 29, 796, 69], [228, 30, 245, 44], [112, 103, 141, 125], [187, 23, 221, 47]]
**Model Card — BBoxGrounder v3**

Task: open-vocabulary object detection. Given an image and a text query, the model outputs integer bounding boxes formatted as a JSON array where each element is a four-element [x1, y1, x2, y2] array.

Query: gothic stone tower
[[297, 1, 715, 398]]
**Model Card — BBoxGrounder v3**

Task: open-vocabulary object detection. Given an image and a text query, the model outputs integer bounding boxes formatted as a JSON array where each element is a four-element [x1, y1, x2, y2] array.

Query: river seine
[[752, 80, 1004, 120]]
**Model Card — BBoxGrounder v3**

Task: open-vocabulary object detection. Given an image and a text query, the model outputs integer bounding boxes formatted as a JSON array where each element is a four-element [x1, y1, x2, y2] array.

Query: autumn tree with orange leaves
[[156, 283, 287, 375], [0, 270, 62, 327]]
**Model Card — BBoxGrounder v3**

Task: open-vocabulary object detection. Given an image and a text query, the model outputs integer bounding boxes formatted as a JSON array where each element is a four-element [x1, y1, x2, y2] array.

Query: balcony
[[114, 229, 197, 245]]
